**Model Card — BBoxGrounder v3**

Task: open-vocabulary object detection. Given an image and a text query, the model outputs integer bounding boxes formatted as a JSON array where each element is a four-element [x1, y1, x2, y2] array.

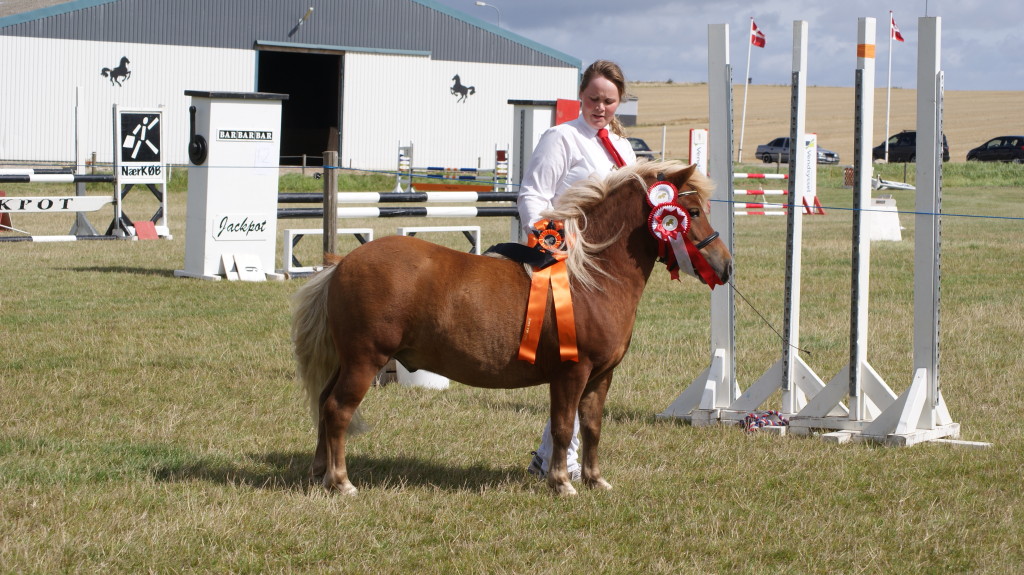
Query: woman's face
[[579, 75, 621, 131]]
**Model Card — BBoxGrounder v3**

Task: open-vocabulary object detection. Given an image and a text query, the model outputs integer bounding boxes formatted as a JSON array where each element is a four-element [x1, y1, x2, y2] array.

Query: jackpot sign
[[212, 213, 272, 241]]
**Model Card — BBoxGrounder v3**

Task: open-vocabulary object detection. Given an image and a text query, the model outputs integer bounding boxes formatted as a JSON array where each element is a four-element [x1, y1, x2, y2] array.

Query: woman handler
[[517, 60, 637, 480]]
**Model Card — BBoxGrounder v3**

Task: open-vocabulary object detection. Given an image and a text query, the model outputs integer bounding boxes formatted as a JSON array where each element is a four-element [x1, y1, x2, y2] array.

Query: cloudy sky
[[429, 0, 1022, 92]]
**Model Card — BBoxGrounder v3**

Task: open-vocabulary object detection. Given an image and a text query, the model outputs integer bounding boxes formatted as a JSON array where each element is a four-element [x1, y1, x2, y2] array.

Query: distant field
[[627, 82, 1024, 166]]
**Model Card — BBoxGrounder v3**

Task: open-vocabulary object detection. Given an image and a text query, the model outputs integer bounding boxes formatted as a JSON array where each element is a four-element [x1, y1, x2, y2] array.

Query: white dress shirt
[[517, 116, 637, 232]]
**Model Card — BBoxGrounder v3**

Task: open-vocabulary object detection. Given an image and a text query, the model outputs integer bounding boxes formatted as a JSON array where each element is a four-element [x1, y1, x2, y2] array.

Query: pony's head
[[543, 160, 730, 289]]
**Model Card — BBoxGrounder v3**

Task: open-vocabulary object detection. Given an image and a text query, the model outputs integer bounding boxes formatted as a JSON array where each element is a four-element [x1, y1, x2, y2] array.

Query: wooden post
[[322, 151, 338, 261]]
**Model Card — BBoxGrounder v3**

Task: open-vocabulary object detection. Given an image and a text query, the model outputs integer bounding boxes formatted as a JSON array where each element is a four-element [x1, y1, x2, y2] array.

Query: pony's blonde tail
[[291, 263, 341, 425]]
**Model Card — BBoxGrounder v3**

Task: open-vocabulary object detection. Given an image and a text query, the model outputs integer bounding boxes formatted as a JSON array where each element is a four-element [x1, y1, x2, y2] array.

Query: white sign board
[[689, 128, 708, 175], [113, 106, 171, 238], [801, 133, 818, 205], [115, 108, 166, 185]]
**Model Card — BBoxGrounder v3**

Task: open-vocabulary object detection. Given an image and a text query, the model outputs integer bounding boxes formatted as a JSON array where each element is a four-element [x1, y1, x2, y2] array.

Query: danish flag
[[751, 20, 766, 48], [890, 12, 905, 42]]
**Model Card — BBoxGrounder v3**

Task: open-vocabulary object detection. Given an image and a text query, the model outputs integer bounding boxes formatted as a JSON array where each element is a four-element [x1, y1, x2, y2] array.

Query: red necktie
[[597, 128, 626, 168]]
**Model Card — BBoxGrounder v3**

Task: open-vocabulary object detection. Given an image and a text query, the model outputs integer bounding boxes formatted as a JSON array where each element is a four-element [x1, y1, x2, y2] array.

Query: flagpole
[[884, 11, 894, 162], [738, 17, 753, 163]]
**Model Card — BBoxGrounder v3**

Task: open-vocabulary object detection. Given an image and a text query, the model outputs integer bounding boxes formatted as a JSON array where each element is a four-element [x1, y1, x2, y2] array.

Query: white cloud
[[433, 0, 1024, 90]]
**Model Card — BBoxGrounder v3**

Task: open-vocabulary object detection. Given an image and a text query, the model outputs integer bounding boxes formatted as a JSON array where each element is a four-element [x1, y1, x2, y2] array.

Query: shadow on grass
[[69, 265, 175, 277], [151, 450, 523, 494], [465, 395, 669, 426]]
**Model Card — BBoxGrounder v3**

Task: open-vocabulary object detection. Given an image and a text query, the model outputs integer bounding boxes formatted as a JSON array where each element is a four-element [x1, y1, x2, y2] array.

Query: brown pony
[[291, 161, 731, 496]]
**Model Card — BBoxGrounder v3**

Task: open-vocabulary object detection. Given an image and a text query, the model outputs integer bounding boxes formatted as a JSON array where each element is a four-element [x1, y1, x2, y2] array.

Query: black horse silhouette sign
[[450, 74, 475, 103], [101, 57, 131, 87]]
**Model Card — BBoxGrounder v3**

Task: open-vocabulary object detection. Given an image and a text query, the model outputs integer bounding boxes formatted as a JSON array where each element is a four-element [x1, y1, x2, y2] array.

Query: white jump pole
[[727, 21, 827, 421], [659, 16, 974, 445], [847, 20, 882, 422], [790, 18, 900, 432], [658, 23, 738, 424], [860, 16, 960, 445]]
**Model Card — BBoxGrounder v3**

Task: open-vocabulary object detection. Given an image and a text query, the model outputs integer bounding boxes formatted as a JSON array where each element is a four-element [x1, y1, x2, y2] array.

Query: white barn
[[0, 0, 581, 171]]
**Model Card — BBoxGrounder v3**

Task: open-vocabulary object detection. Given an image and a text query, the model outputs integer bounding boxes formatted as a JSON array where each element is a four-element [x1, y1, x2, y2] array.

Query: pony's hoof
[[552, 481, 578, 496], [324, 477, 358, 496], [585, 477, 613, 491]]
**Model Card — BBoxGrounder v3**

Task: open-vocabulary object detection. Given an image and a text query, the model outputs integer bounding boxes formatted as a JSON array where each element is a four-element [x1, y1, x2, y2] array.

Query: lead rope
[[729, 277, 805, 434], [743, 410, 790, 432], [729, 280, 812, 357]]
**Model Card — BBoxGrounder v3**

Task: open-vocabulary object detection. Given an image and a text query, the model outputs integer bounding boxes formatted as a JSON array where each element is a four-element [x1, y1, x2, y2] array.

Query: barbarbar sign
[[218, 130, 274, 141]]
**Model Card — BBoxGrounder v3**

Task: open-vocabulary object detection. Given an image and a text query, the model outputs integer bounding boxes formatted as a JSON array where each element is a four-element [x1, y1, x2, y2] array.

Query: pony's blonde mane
[[541, 160, 714, 291]]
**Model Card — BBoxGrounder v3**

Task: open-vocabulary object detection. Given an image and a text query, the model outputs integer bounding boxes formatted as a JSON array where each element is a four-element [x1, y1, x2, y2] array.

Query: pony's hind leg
[[578, 372, 613, 491], [310, 373, 339, 481], [320, 363, 376, 495]]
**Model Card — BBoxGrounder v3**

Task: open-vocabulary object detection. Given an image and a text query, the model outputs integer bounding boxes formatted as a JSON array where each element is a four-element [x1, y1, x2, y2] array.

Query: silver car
[[755, 137, 839, 164]]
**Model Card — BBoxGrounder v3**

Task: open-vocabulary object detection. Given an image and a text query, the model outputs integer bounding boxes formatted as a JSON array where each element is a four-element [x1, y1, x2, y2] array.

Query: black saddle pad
[[484, 242, 558, 270]]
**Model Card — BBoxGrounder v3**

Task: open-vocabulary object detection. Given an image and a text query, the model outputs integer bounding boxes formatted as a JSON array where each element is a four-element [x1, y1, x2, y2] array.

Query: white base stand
[[396, 362, 449, 390]]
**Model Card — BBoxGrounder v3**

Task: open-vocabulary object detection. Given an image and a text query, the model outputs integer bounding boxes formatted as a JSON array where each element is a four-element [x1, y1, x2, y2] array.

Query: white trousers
[[534, 413, 580, 473]]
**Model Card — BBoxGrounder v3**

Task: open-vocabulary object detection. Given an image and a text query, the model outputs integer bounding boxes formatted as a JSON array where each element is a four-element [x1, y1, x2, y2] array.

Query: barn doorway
[[257, 50, 342, 167]]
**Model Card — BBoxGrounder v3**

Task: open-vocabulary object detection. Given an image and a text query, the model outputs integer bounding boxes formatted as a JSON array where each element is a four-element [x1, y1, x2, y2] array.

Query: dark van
[[873, 130, 950, 162]]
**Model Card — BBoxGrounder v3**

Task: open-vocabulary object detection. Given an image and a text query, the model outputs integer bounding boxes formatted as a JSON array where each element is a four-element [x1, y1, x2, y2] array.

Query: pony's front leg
[[320, 367, 373, 495], [546, 381, 584, 496], [579, 372, 614, 491]]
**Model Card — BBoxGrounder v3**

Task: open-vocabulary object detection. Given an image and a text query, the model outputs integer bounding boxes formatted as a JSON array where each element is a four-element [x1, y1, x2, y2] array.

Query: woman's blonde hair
[[579, 60, 628, 137]]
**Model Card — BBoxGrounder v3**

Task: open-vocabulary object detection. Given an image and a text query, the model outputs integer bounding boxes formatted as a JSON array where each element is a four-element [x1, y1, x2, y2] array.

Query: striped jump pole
[[0, 170, 116, 183], [733, 172, 789, 179], [733, 173, 788, 215], [279, 162, 521, 272], [0, 169, 121, 242], [735, 189, 788, 196], [392, 143, 511, 193], [735, 201, 787, 216], [280, 191, 518, 204], [278, 205, 517, 219], [278, 191, 519, 219]]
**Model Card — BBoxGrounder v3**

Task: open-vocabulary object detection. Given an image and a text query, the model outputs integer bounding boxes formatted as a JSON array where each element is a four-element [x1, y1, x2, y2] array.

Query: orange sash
[[517, 221, 578, 364]]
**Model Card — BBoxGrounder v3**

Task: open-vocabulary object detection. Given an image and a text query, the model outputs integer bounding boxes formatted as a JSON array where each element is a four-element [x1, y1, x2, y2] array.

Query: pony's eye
[[689, 209, 701, 218]]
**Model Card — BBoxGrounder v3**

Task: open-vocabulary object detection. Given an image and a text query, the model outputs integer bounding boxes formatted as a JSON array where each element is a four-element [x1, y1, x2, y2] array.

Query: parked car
[[966, 136, 1024, 163], [872, 130, 950, 162], [627, 137, 657, 161], [754, 137, 839, 164]]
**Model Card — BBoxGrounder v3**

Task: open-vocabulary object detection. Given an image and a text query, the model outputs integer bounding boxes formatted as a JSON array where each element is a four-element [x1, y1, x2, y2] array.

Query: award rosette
[[648, 203, 690, 243], [643, 177, 719, 289], [519, 218, 577, 364], [646, 181, 678, 207], [528, 219, 565, 253]]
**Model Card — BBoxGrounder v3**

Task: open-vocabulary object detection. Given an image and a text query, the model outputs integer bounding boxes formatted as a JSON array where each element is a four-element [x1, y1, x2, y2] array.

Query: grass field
[[2, 161, 1023, 573]]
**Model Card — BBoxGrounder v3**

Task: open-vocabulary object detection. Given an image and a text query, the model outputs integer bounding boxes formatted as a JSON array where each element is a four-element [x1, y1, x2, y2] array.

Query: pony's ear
[[668, 163, 697, 189]]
